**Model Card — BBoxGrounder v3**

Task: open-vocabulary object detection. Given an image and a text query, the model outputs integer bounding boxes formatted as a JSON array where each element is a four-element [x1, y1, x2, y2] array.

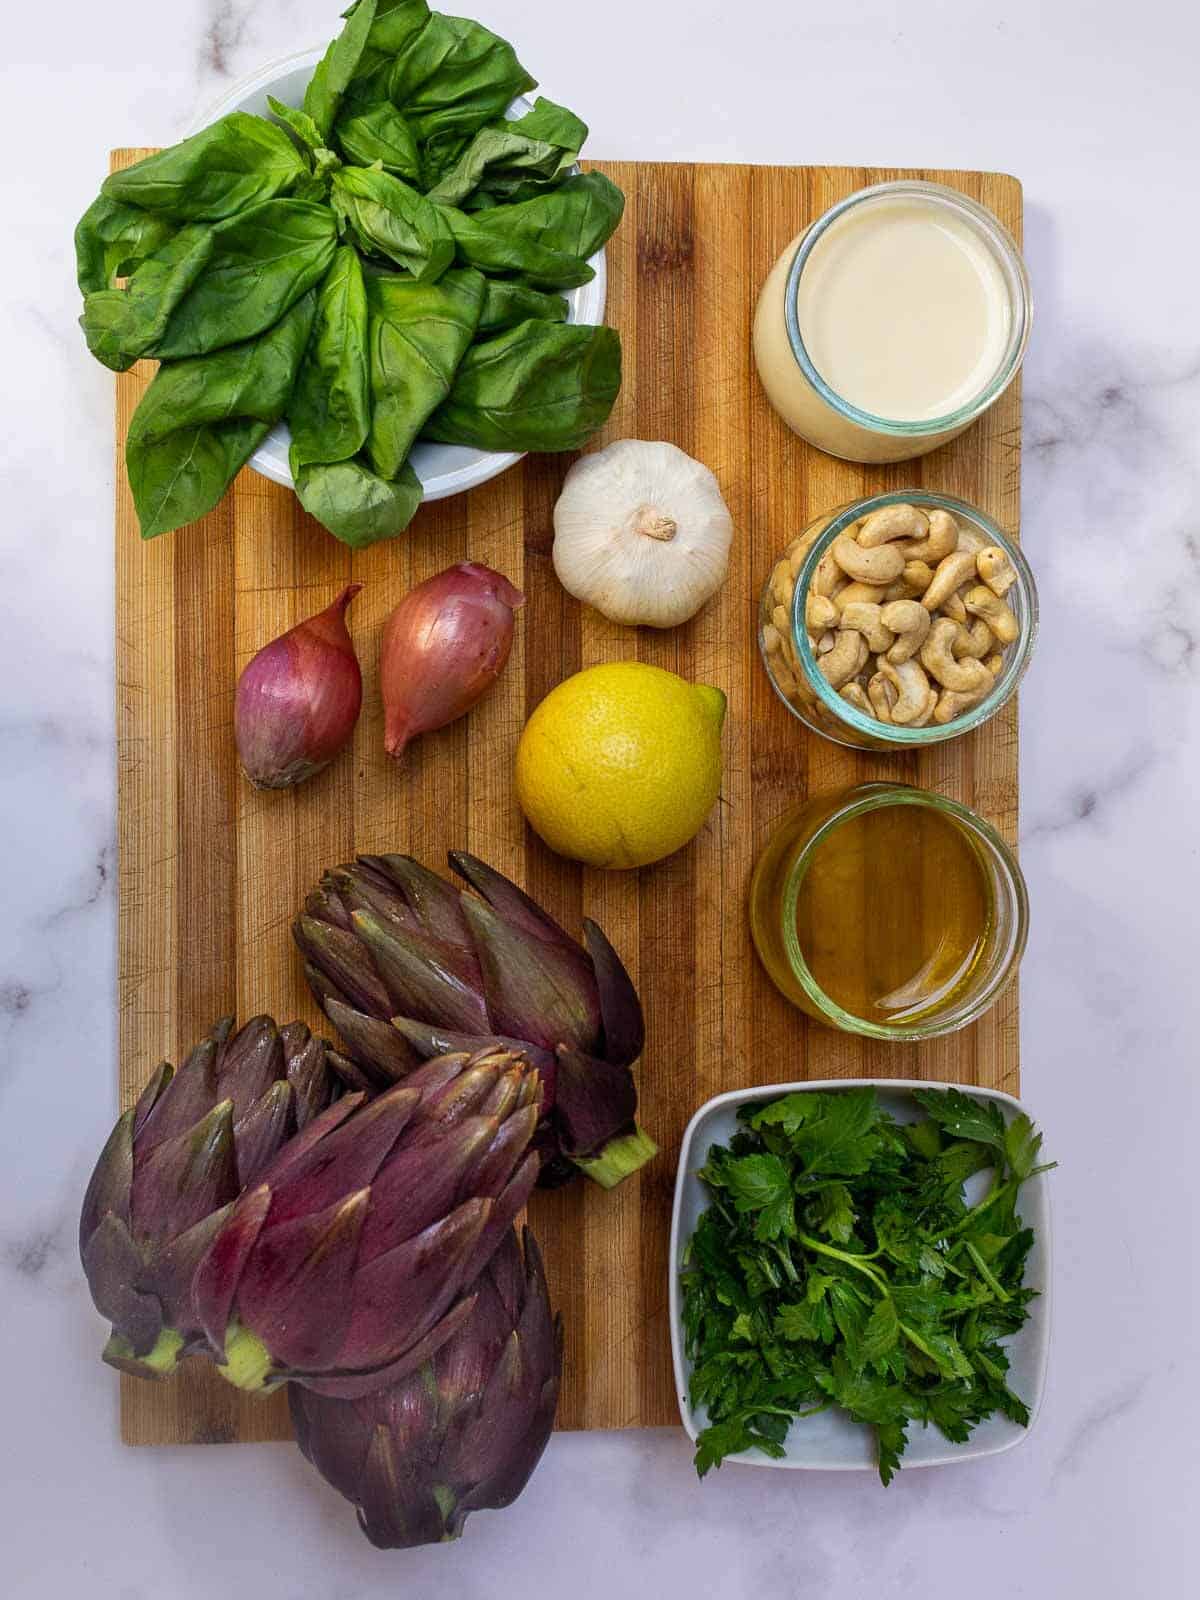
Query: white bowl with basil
[[190, 47, 609, 506]]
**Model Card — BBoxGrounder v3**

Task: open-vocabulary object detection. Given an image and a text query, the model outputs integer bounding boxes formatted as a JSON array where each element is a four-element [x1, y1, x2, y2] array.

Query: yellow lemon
[[515, 662, 727, 869]]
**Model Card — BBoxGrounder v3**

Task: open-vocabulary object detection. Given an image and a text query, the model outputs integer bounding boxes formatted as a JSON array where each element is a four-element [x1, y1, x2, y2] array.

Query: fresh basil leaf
[[444, 172, 623, 289], [478, 278, 567, 332], [127, 290, 317, 539], [151, 199, 338, 360], [423, 319, 621, 452], [383, 11, 537, 180], [333, 101, 422, 182], [295, 456, 423, 547], [425, 97, 586, 208], [74, 196, 177, 296], [507, 97, 589, 151], [81, 225, 215, 372], [356, 0, 430, 55], [446, 213, 594, 290], [304, 0, 378, 140], [287, 245, 370, 471], [331, 166, 454, 280], [267, 96, 327, 155], [364, 266, 484, 478], [101, 113, 306, 221]]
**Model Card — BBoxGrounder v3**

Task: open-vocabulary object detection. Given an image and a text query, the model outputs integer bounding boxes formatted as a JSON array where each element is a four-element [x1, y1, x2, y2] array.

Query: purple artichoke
[[79, 1016, 344, 1379], [192, 1047, 542, 1399], [293, 851, 656, 1190], [290, 1227, 561, 1548]]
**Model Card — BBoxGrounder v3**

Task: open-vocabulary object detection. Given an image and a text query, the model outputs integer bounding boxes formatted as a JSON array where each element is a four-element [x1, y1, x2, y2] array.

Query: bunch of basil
[[75, 0, 625, 547]]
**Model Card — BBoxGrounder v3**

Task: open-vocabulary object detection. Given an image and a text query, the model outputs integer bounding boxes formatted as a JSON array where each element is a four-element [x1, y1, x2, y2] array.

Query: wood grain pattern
[[113, 155, 1023, 1444]]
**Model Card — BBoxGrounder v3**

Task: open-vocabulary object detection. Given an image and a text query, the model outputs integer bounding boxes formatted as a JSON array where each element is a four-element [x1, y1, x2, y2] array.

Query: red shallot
[[235, 584, 364, 789], [381, 563, 524, 759]]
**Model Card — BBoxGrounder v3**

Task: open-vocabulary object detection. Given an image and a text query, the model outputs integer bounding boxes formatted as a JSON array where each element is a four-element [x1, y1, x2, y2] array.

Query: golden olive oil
[[793, 802, 992, 1025], [749, 790, 999, 1031]]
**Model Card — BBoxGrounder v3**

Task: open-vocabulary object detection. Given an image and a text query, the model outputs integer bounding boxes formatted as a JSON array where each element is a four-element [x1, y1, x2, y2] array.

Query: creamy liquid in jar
[[752, 184, 1027, 463], [797, 200, 1011, 422]]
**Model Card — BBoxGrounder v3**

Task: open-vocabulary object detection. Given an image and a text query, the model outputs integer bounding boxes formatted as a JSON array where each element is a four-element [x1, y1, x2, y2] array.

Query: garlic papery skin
[[552, 440, 734, 628]]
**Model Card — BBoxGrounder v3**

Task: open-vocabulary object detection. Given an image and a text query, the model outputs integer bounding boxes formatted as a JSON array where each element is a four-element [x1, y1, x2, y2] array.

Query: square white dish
[[188, 50, 607, 504], [669, 1079, 1052, 1472]]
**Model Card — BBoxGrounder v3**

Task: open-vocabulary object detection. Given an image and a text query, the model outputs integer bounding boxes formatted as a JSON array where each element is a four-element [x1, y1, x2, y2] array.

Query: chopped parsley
[[681, 1087, 1053, 1483]]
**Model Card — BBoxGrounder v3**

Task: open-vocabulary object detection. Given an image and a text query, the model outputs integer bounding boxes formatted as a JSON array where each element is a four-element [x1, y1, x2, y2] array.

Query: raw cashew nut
[[811, 549, 844, 598], [815, 630, 837, 654], [773, 658, 799, 696], [880, 657, 932, 725], [870, 668, 896, 726], [770, 560, 794, 609], [833, 581, 887, 614], [858, 503, 929, 548], [881, 599, 932, 664], [818, 629, 868, 689], [954, 520, 989, 555], [951, 617, 993, 659], [772, 604, 789, 634], [934, 681, 991, 724], [902, 559, 934, 596], [985, 653, 1004, 677], [867, 670, 897, 723], [919, 619, 997, 694], [921, 549, 980, 613], [963, 584, 1019, 645], [762, 623, 782, 655], [840, 682, 872, 713], [839, 601, 895, 654], [900, 508, 958, 564], [831, 533, 906, 585], [977, 546, 1017, 597], [942, 588, 969, 625], [806, 592, 839, 633], [909, 685, 939, 728]]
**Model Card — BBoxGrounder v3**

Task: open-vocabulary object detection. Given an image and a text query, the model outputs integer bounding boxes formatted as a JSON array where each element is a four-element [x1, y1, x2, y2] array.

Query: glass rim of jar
[[788, 490, 1039, 747], [778, 783, 1030, 1041], [782, 179, 1034, 438]]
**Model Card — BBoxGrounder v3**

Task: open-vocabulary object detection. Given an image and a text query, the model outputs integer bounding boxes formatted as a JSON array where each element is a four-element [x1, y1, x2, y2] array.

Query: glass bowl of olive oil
[[749, 783, 1028, 1039]]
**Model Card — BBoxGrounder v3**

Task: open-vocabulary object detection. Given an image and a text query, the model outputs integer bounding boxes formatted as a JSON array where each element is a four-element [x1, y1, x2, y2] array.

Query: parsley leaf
[[913, 1086, 1007, 1150], [808, 1182, 857, 1244], [681, 1087, 1049, 1486]]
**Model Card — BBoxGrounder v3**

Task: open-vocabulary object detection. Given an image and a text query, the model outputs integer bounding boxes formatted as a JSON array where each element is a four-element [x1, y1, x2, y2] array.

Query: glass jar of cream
[[753, 181, 1032, 463]]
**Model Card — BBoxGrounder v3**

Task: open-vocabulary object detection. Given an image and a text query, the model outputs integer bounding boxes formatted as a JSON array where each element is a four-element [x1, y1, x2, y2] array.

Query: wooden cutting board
[[113, 155, 1022, 1445]]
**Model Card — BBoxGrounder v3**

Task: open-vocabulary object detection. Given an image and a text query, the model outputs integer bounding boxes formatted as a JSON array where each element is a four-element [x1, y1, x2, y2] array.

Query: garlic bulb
[[552, 440, 733, 628]]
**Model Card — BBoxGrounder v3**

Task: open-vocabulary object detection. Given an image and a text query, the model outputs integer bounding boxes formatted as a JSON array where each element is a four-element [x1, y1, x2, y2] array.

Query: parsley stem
[[963, 1241, 1010, 1302], [796, 1232, 887, 1284], [947, 1177, 1012, 1237]]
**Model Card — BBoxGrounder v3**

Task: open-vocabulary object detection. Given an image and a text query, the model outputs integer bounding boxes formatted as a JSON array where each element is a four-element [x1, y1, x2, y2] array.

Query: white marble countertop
[[3, 1, 1197, 1594]]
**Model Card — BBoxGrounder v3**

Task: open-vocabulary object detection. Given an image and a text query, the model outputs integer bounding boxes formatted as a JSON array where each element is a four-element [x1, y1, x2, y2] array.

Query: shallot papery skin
[[381, 564, 524, 759], [235, 585, 364, 790]]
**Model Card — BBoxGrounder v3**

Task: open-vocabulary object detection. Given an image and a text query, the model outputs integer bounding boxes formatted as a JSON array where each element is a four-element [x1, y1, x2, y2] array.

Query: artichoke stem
[[102, 1326, 184, 1379], [217, 1324, 274, 1393], [571, 1124, 658, 1190]]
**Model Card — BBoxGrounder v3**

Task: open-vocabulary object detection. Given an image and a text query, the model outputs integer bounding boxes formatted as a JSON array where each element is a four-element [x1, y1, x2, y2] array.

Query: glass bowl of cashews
[[759, 490, 1037, 751]]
